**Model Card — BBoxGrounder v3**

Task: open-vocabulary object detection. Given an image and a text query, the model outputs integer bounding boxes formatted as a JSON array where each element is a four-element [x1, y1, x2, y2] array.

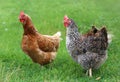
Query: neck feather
[[23, 18, 37, 35]]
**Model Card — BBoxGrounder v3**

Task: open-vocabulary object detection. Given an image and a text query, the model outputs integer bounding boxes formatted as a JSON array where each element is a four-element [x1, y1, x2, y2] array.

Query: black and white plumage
[[64, 15, 109, 77]]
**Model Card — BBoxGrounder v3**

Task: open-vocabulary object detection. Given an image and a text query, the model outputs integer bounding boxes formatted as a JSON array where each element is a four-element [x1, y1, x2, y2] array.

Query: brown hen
[[19, 11, 61, 65]]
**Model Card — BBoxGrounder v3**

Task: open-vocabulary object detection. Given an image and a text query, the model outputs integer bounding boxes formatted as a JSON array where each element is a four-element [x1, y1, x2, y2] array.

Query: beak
[[19, 16, 24, 23]]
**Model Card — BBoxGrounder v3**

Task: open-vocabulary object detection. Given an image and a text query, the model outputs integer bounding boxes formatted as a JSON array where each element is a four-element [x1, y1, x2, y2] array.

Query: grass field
[[0, 0, 120, 82]]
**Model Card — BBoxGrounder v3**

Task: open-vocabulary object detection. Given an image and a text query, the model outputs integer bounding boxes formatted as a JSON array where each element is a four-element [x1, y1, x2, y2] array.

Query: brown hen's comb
[[20, 11, 24, 16]]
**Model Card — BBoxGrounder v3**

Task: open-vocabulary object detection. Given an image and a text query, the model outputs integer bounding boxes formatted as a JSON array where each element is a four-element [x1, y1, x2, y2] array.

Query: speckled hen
[[64, 15, 109, 77]]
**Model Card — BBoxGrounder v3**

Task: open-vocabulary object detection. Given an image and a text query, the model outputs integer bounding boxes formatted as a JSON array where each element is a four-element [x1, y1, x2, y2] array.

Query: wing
[[85, 27, 108, 54], [37, 34, 60, 52]]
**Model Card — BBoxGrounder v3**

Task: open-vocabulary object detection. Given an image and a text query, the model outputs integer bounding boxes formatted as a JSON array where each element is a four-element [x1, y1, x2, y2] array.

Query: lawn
[[0, 0, 120, 82]]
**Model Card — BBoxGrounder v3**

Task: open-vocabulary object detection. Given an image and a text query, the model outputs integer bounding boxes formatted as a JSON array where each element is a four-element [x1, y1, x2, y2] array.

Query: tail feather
[[53, 31, 63, 40], [54, 31, 61, 37], [43, 32, 62, 40], [108, 33, 113, 44]]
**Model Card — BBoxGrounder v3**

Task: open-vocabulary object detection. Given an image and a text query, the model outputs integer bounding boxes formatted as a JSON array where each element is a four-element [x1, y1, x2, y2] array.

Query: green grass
[[0, 0, 120, 82]]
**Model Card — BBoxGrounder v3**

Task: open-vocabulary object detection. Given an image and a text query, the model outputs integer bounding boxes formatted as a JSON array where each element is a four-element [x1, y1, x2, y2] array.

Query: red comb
[[20, 11, 24, 16], [64, 15, 69, 20]]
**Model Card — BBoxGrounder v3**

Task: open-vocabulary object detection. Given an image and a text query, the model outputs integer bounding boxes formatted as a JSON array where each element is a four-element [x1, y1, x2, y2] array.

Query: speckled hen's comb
[[64, 15, 71, 27], [64, 15, 69, 20]]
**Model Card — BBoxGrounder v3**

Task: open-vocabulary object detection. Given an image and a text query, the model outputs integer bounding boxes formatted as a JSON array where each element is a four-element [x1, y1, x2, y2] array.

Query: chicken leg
[[86, 70, 89, 75], [89, 68, 92, 77]]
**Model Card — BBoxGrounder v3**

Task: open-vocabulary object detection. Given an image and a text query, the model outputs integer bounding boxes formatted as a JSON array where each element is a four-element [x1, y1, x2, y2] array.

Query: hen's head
[[64, 15, 71, 27], [19, 11, 29, 24]]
